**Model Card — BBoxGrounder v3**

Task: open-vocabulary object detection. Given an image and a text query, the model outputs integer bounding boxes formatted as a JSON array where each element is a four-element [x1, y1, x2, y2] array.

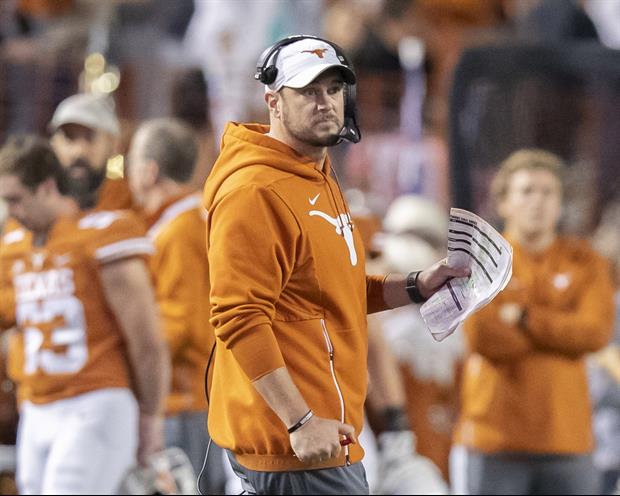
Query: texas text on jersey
[[0, 209, 152, 404]]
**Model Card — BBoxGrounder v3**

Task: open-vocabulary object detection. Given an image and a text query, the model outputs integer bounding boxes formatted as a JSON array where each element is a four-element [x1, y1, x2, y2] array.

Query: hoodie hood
[[203, 122, 331, 211]]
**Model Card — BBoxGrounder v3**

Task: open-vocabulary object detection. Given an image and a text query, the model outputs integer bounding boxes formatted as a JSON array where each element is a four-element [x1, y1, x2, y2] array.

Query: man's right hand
[[289, 416, 357, 464], [138, 413, 164, 466]]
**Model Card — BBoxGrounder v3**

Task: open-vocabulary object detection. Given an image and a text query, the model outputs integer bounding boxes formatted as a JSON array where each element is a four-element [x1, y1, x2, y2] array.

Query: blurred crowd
[[0, 0, 619, 495]]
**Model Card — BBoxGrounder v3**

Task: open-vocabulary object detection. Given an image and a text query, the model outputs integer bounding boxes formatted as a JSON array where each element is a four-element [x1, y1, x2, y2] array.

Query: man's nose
[[316, 90, 333, 109], [66, 138, 90, 160]]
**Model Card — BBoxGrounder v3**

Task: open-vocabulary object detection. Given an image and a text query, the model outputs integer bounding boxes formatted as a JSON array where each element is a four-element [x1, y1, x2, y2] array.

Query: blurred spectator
[[0, 332, 17, 496], [107, 0, 196, 121], [127, 118, 225, 494], [339, 1, 451, 215], [584, 0, 620, 49], [515, 0, 600, 41], [169, 67, 217, 189], [451, 149, 614, 494], [183, 0, 324, 140], [590, 200, 620, 494], [0, 0, 119, 141], [2, 93, 135, 481], [372, 195, 464, 481], [589, 318, 620, 495], [0, 135, 168, 494], [0, 337, 17, 447], [0, 202, 6, 228], [592, 200, 620, 283], [48, 92, 133, 210], [355, 200, 450, 495], [365, 322, 449, 495]]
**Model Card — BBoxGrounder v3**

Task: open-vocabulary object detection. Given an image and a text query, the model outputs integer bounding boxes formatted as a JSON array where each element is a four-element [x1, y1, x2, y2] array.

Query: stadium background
[[1, 0, 619, 494]]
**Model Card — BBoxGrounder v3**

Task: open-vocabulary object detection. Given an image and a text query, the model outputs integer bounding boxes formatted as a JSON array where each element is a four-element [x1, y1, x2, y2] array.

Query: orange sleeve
[[0, 289, 15, 331], [154, 230, 204, 359], [81, 211, 153, 265], [366, 274, 390, 314], [208, 186, 297, 381], [0, 257, 15, 330], [524, 256, 614, 356], [463, 301, 534, 363]]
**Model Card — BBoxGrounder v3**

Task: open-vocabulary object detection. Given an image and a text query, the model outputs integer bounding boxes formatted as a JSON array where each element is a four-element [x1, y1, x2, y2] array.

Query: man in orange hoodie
[[203, 35, 469, 495], [451, 149, 614, 494]]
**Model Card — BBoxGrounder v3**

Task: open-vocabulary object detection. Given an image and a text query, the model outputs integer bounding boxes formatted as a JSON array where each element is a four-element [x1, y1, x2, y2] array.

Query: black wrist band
[[406, 271, 427, 304], [288, 410, 313, 434], [382, 406, 410, 432]]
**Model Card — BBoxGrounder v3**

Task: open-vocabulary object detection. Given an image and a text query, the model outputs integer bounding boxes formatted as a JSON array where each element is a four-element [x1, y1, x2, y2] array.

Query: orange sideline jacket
[[203, 122, 390, 471], [454, 236, 614, 454]]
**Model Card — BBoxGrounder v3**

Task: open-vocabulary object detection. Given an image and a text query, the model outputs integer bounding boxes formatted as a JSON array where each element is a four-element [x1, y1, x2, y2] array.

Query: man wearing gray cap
[[203, 35, 468, 495], [49, 93, 134, 211]]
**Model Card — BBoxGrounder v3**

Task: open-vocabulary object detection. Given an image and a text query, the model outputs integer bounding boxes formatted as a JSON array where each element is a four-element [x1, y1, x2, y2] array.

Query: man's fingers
[[337, 422, 355, 436], [434, 258, 469, 277], [444, 266, 471, 278], [337, 422, 357, 444]]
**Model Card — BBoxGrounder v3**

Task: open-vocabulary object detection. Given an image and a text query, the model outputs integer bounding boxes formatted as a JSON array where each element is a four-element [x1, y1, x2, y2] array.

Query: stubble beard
[[282, 109, 343, 148]]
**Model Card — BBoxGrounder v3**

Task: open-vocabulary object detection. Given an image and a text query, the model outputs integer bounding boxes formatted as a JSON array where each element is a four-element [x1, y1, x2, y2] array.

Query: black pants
[[226, 451, 369, 495]]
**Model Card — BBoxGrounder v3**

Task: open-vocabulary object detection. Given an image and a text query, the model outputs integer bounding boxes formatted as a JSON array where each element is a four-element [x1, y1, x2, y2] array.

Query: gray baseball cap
[[49, 93, 120, 136]]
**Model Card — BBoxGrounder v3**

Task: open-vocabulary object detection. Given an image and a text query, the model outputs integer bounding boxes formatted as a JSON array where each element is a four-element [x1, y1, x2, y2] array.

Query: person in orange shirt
[[451, 149, 615, 495], [204, 35, 469, 495], [127, 118, 225, 494], [0, 92, 135, 448], [0, 135, 170, 494]]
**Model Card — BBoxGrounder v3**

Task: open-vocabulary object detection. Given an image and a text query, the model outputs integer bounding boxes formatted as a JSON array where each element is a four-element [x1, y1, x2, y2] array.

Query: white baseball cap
[[263, 38, 356, 92], [49, 93, 120, 136]]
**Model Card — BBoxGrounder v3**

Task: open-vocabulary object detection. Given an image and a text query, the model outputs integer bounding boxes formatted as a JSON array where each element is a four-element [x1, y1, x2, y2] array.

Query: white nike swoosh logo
[[309, 193, 320, 206]]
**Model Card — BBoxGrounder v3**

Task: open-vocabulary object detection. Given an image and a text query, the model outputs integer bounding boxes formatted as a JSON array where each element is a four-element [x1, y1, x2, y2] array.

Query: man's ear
[[39, 176, 59, 196], [265, 91, 280, 119], [145, 159, 161, 186]]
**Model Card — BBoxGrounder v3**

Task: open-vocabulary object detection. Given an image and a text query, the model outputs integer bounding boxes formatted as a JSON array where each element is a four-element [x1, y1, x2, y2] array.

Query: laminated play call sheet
[[421, 208, 513, 341]]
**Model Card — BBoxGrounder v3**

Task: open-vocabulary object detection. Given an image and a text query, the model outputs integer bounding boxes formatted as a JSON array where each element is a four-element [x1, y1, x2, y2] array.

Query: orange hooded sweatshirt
[[454, 236, 614, 454], [203, 123, 390, 472]]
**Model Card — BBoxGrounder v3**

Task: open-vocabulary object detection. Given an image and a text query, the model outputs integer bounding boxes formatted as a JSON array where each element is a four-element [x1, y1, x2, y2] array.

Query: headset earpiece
[[258, 65, 278, 85]]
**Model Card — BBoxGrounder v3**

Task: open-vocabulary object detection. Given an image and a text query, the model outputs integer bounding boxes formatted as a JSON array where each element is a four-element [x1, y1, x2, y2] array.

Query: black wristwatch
[[405, 271, 427, 304]]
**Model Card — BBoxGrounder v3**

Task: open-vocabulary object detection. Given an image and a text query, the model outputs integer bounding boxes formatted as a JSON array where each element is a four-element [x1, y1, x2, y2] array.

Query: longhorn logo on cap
[[302, 48, 328, 59]]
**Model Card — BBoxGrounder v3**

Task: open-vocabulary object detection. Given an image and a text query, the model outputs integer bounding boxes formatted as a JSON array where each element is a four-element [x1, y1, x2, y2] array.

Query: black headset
[[255, 35, 361, 144]]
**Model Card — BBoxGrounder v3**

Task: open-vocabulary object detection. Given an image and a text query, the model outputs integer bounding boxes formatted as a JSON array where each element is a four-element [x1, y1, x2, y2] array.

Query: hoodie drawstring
[[326, 166, 354, 235]]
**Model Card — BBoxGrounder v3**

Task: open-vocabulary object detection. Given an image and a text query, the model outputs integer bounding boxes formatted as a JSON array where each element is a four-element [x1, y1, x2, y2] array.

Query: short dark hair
[[0, 135, 62, 190], [137, 118, 198, 183]]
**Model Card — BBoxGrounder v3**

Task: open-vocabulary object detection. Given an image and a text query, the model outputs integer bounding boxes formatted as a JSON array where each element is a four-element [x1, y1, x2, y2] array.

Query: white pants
[[17, 388, 138, 495]]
